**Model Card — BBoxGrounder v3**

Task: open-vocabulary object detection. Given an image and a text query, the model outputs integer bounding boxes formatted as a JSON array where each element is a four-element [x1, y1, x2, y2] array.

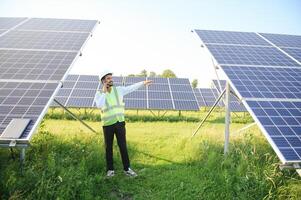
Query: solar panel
[[0, 81, 59, 140], [199, 88, 224, 107], [193, 88, 207, 107], [169, 78, 190, 85], [280, 48, 301, 63], [174, 100, 199, 110], [205, 44, 299, 66], [195, 30, 271, 46], [0, 30, 7, 34], [124, 77, 146, 84], [149, 99, 173, 110], [211, 79, 249, 112], [0, 30, 90, 51], [221, 66, 301, 99], [54, 75, 199, 111], [16, 18, 97, 32], [0, 17, 27, 29], [124, 99, 147, 109], [0, 18, 98, 145], [246, 100, 301, 162], [0, 49, 77, 81], [194, 29, 301, 164], [260, 33, 301, 48]]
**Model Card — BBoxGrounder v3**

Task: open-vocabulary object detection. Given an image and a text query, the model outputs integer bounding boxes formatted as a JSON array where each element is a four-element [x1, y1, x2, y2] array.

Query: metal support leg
[[224, 82, 231, 154], [54, 99, 97, 133], [20, 148, 25, 163], [191, 88, 226, 138]]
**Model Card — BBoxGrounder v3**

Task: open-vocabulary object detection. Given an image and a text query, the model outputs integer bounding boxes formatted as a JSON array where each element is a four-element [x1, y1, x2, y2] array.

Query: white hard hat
[[99, 70, 113, 81]]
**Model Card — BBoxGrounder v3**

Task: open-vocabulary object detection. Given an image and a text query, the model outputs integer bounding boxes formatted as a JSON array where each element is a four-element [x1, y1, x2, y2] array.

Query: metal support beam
[[53, 99, 97, 133], [191, 88, 226, 138], [233, 122, 256, 135], [224, 82, 231, 154]]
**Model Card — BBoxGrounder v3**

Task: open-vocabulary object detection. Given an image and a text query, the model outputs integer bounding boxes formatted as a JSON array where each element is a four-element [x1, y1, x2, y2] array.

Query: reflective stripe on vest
[[101, 86, 125, 125]]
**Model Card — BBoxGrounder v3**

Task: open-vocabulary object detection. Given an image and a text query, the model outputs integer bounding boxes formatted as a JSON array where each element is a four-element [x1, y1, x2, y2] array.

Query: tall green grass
[[0, 112, 300, 199]]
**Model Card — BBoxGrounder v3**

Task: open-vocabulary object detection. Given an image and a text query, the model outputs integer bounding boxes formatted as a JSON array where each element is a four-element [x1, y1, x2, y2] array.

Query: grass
[[0, 111, 301, 199]]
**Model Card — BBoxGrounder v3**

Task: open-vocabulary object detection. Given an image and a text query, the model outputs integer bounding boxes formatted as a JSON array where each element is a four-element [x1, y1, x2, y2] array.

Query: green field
[[1, 110, 301, 199]]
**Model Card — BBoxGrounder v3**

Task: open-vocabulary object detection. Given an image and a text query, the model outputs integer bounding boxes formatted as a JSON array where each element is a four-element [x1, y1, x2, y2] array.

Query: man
[[94, 70, 152, 177]]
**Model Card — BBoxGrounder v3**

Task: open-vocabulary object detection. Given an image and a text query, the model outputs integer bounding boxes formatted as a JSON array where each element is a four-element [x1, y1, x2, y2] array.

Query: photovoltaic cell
[[280, 48, 301, 63], [55, 75, 199, 110], [193, 88, 206, 107], [246, 100, 301, 162], [221, 66, 301, 99], [260, 33, 301, 48], [0, 50, 77, 81], [0, 17, 27, 29], [0, 81, 58, 139], [16, 18, 97, 32], [169, 78, 190, 85], [195, 30, 271, 46], [149, 99, 173, 110], [0, 30, 90, 51], [205, 44, 299, 66], [124, 99, 147, 109]]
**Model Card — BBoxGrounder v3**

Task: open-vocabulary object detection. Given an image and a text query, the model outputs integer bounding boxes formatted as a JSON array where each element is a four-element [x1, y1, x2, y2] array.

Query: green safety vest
[[101, 86, 125, 126]]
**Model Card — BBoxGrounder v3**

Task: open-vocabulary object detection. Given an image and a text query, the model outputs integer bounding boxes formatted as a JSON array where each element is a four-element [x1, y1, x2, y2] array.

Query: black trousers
[[103, 121, 130, 171]]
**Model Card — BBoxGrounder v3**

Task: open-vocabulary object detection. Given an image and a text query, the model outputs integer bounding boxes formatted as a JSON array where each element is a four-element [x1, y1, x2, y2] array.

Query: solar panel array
[[212, 80, 247, 112], [193, 88, 224, 108], [195, 29, 301, 163], [0, 17, 97, 145], [53, 75, 199, 111]]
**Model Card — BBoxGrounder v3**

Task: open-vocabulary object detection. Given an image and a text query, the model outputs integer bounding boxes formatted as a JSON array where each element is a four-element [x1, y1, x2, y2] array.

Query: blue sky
[[1, 0, 300, 86]]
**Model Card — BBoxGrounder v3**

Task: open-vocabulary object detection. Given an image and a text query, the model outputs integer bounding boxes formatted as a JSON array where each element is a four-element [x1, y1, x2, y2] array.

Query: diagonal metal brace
[[53, 99, 97, 133], [191, 88, 226, 138]]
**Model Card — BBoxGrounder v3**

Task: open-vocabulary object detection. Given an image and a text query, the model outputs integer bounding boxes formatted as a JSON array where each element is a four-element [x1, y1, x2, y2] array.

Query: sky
[[0, 0, 300, 87]]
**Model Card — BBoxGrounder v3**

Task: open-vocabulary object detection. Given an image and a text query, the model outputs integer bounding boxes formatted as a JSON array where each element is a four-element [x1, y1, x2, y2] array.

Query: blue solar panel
[[0, 17, 27, 29], [78, 75, 99, 82], [170, 84, 193, 92], [0, 82, 58, 139], [193, 88, 206, 107], [280, 48, 301, 63], [124, 91, 147, 99], [148, 84, 170, 91], [246, 100, 301, 162], [16, 18, 97, 32], [172, 92, 196, 100], [0, 31, 90, 51], [147, 77, 168, 84], [0, 50, 77, 81], [195, 30, 271, 46], [65, 74, 79, 81], [222, 66, 301, 99], [174, 100, 199, 110], [149, 99, 173, 110], [205, 44, 299, 66], [124, 77, 146, 84], [260, 33, 301, 48], [66, 97, 94, 107], [124, 99, 147, 109], [169, 78, 190, 85], [199, 88, 224, 107], [148, 91, 171, 99]]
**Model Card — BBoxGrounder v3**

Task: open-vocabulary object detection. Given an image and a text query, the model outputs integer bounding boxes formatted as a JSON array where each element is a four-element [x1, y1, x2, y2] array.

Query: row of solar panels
[[0, 17, 98, 144], [51, 74, 247, 112], [52, 75, 199, 111], [195, 30, 301, 164]]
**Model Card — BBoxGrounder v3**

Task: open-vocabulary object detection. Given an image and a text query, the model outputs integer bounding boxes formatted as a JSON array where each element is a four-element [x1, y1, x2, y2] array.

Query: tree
[[161, 69, 176, 78], [149, 71, 157, 77], [128, 74, 135, 77], [191, 79, 198, 88], [138, 69, 148, 77]]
